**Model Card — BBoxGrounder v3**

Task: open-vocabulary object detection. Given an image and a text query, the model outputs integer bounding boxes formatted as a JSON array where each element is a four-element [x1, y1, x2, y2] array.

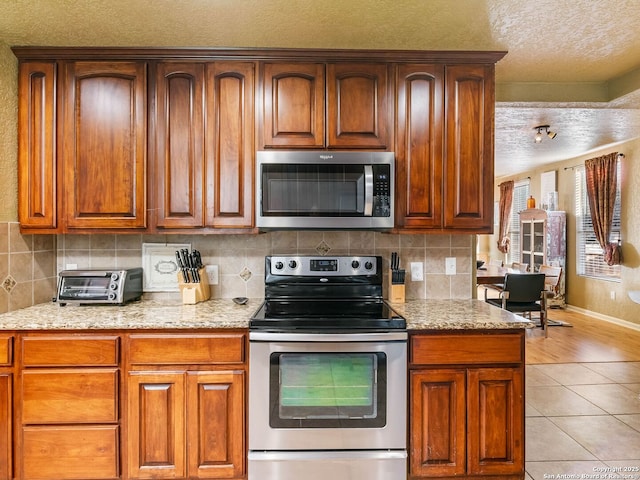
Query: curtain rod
[[563, 153, 625, 171]]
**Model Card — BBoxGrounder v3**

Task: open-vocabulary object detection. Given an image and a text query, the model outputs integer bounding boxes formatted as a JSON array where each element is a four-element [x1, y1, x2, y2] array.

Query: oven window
[[59, 277, 110, 300], [261, 164, 365, 216], [270, 352, 386, 428]]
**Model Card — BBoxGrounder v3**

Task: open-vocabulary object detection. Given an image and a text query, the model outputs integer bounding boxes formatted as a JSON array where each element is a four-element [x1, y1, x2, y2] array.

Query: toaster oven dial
[[108, 292, 117, 301], [110, 273, 119, 281], [110, 282, 118, 290]]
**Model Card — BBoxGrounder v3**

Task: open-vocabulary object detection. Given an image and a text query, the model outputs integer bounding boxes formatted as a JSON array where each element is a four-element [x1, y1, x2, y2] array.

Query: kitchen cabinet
[[126, 333, 246, 479], [395, 64, 445, 229], [17, 334, 121, 480], [0, 335, 13, 480], [154, 61, 255, 230], [409, 332, 524, 480], [15, 48, 505, 234], [397, 64, 495, 232], [261, 62, 391, 149], [61, 61, 148, 230], [17, 62, 58, 231]]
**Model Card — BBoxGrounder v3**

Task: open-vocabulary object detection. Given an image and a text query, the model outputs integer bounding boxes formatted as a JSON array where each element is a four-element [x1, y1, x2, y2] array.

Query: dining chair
[[485, 273, 548, 336], [510, 262, 529, 273]]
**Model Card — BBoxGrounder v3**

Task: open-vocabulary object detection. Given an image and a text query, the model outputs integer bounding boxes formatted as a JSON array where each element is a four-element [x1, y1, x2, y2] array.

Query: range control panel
[[268, 256, 378, 276]]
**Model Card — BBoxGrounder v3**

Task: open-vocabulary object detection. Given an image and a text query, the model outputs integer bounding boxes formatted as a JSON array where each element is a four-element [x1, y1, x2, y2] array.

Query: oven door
[[248, 331, 407, 451]]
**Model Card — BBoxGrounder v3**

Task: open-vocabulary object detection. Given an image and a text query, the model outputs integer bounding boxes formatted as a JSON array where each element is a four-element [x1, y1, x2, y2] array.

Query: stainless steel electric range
[[248, 255, 407, 480]]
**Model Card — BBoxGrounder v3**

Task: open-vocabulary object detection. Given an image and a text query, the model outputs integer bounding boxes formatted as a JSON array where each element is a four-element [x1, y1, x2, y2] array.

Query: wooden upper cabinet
[[444, 64, 494, 231], [155, 62, 205, 228], [262, 62, 325, 148], [205, 62, 255, 228], [154, 61, 255, 230], [395, 64, 444, 229], [17, 62, 57, 230], [61, 61, 147, 230], [327, 63, 390, 149]]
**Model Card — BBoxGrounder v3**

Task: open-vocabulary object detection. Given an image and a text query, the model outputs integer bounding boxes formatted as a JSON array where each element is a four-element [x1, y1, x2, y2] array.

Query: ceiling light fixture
[[533, 125, 557, 143]]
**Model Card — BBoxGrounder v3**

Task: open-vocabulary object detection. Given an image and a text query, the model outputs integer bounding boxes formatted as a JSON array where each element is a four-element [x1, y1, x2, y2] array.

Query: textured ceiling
[[2, 0, 639, 177]]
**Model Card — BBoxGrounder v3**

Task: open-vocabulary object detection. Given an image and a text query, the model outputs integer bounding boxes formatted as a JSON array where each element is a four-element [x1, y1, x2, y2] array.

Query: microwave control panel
[[373, 166, 391, 217]]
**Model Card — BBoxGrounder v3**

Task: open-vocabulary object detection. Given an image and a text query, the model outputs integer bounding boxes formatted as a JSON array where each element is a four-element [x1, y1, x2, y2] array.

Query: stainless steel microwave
[[256, 150, 394, 230]]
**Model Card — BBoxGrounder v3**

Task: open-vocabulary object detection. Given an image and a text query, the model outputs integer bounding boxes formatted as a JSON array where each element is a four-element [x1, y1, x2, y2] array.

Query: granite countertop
[[0, 297, 532, 331], [390, 299, 534, 330]]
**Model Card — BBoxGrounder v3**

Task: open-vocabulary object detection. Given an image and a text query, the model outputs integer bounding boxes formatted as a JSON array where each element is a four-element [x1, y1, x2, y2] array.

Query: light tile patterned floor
[[526, 362, 640, 480]]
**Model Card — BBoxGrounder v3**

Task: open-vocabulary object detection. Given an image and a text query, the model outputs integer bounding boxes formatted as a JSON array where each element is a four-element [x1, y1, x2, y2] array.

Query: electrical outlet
[[445, 257, 456, 275], [610, 290, 616, 300], [410, 262, 424, 281], [205, 265, 219, 285]]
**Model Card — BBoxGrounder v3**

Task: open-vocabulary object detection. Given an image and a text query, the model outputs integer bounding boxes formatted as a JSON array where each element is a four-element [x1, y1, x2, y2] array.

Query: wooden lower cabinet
[[127, 369, 245, 479], [0, 373, 11, 480], [409, 332, 525, 480], [22, 425, 119, 479]]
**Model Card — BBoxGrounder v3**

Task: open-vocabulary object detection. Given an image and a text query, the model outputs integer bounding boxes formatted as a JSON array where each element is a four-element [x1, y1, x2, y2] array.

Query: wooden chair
[[539, 265, 562, 297], [511, 262, 529, 273], [485, 273, 548, 336]]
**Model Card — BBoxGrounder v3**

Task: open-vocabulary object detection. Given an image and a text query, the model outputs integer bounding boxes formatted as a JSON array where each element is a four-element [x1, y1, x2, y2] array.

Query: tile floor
[[526, 362, 640, 480]]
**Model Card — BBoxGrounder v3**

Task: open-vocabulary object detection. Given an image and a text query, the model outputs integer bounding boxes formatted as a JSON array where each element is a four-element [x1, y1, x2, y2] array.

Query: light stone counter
[[0, 298, 532, 331], [390, 299, 534, 330], [0, 298, 259, 330]]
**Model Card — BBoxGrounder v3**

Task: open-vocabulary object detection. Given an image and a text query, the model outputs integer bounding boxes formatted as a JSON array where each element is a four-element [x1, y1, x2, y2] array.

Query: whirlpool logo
[[319, 155, 334, 160]]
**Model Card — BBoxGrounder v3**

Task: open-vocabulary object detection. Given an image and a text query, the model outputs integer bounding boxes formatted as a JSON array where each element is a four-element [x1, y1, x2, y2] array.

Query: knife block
[[178, 268, 210, 304], [387, 270, 405, 303]]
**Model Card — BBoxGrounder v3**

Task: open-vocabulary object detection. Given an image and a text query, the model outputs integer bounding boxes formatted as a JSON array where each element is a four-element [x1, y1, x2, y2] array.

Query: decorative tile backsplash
[[55, 231, 474, 301], [0, 223, 477, 313], [0, 222, 57, 314]]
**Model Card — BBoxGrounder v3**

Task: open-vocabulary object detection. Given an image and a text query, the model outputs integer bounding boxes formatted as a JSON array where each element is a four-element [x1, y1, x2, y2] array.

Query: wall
[[484, 137, 640, 326], [0, 43, 18, 222], [56, 231, 474, 302]]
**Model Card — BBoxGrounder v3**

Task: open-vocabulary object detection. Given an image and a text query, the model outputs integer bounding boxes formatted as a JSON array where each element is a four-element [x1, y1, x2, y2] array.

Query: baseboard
[[566, 305, 640, 332]]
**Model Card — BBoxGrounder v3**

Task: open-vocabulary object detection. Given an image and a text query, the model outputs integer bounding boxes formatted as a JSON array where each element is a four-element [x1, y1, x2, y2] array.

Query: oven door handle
[[364, 165, 373, 216]]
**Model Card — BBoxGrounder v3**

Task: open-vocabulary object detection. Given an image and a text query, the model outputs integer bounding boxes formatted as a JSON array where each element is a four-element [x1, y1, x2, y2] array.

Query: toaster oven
[[56, 268, 143, 306]]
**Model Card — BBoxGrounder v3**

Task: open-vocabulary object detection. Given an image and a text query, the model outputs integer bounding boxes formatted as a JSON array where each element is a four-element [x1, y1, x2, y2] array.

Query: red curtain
[[497, 180, 514, 254], [585, 153, 622, 266]]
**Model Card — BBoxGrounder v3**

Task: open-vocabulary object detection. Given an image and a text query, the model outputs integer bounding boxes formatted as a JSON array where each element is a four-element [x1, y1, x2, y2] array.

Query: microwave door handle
[[364, 165, 374, 216]]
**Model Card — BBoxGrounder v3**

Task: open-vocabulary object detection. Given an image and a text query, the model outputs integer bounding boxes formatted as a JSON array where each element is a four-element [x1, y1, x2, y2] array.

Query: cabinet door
[[327, 63, 390, 149], [186, 371, 245, 478], [467, 367, 524, 475], [0, 374, 11, 480], [205, 62, 255, 228], [409, 369, 466, 478], [127, 372, 185, 479], [395, 64, 444, 229], [443, 64, 494, 231], [262, 62, 324, 148], [18, 61, 58, 230], [62, 61, 147, 229], [155, 62, 205, 228]]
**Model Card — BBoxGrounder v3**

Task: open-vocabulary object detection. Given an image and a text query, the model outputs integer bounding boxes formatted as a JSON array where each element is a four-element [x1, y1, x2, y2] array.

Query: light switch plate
[[445, 257, 456, 275], [410, 262, 424, 281]]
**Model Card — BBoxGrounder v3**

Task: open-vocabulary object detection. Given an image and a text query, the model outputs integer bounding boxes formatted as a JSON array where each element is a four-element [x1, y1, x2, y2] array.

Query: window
[[509, 180, 530, 264], [575, 163, 621, 281]]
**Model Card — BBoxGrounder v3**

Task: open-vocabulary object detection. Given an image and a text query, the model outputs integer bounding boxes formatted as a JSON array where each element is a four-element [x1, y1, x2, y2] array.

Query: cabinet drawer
[[22, 369, 118, 423], [22, 425, 119, 479], [128, 333, 246, 365], [22, 336, 119, 366], [410, 333, 523, 366], [0, 335, 12, 365]]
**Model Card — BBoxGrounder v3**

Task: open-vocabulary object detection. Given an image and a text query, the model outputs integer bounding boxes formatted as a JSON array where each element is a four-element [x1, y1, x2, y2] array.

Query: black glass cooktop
[[249, 299, 406, 331]]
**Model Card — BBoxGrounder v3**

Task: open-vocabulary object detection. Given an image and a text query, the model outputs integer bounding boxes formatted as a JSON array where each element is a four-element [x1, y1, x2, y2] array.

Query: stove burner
[[251, 256, 406, 332]]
